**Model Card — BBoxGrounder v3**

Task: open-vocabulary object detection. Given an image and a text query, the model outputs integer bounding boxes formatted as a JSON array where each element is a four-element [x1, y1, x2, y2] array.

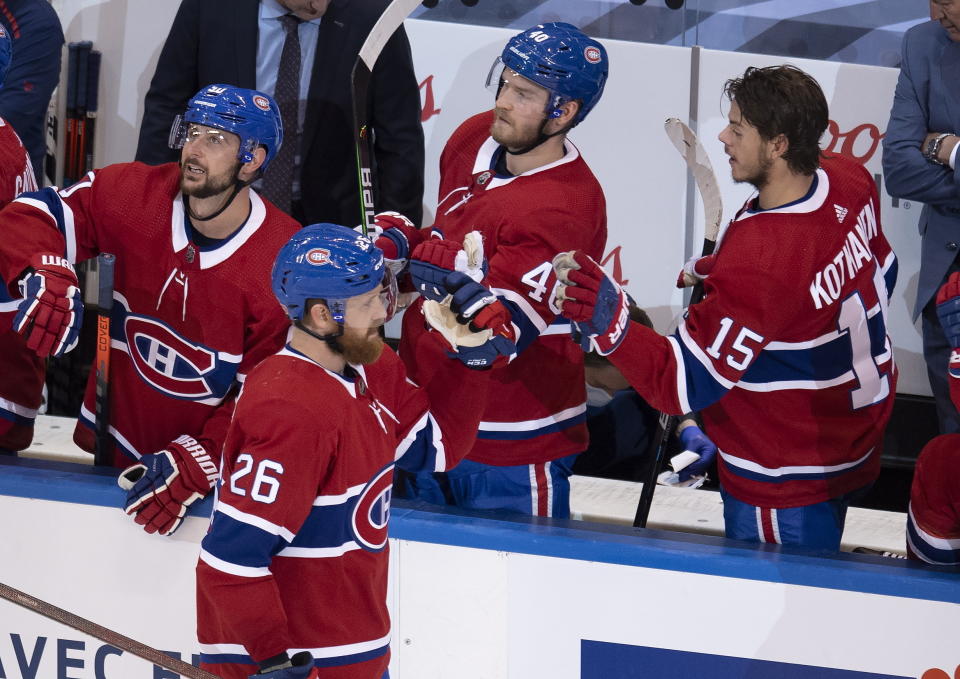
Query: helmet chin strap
[[294, 319, 344, 345], [184, 179, 249, 222]]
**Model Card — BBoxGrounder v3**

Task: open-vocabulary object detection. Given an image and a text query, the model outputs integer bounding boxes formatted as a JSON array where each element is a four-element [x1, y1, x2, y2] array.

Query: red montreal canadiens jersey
[[400, 111, 607, 466], [612, 154, 897, 507], [196, 344, 490, 678], [0, 119, 42, 451], [0, 162, 299, 467], [906, 360, 960, 565]]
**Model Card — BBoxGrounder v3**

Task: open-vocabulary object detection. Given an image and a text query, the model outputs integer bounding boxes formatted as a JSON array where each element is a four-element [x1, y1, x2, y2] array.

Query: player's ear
[[770, 133, 789, 160], [546, 99, 580, 134], [239, 146, 268, 182]]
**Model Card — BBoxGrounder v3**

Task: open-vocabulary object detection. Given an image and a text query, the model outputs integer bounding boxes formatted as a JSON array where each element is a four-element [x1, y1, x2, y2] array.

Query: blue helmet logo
[[272, 223, 386, 322]]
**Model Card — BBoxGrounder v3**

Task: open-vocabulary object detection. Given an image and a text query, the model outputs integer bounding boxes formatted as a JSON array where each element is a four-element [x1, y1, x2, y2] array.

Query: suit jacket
[[883, 20, 960, 319], [135, 0, 424, 227]]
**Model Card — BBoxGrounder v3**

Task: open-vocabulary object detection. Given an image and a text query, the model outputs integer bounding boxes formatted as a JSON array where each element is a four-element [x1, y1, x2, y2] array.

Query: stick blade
[[664, 118, 724, 241]]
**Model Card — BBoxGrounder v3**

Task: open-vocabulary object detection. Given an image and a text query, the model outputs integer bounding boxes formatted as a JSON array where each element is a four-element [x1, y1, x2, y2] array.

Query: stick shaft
[[94, 252, 115, 466], [0, 582, 219, 679]]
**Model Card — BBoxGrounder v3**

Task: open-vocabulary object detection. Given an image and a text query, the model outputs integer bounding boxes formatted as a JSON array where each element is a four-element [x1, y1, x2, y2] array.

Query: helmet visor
[[485, 58, 553, 115], [335, 267, 397, 330]]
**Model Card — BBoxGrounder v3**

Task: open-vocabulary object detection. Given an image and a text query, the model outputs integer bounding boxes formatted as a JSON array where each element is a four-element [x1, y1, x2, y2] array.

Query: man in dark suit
[[135, 0, 424, 227], [883, 1, 960, 434]]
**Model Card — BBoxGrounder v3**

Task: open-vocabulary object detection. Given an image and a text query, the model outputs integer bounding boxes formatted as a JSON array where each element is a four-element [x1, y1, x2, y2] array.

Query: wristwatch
[[924, 133, 952, 166]]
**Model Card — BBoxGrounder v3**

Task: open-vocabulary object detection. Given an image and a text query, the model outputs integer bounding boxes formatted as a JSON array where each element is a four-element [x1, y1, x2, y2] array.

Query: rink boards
[[0, 456, 956, 679]]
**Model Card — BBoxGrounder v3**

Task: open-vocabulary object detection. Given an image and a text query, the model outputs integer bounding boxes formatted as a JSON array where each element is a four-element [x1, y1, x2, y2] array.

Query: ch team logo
[[305, 248, 331, 266], [351, 464, 395, 552], [584, 46, 602, 64], [253, 95, 271, 112], [125, 316, 229, 400]]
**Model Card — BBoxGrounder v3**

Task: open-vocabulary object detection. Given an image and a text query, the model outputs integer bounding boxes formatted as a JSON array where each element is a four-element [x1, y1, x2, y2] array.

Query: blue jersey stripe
[[675, 330, 730, 412], [906, 518, 960, 567], [721, 450, 873, 484], [200, 642, 389, 669], [0, 407, 35, 427], [202, 511, 285, 568]]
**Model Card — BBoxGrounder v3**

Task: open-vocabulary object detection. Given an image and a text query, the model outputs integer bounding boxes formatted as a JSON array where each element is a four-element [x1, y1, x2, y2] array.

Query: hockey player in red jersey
[[195, 223, 513, 679], [553, 65, 898, 551], [907, 272, 960, 566], [0, 24, 44, 453], [397, 22, 609, 518], [0, 84, 301, 535]]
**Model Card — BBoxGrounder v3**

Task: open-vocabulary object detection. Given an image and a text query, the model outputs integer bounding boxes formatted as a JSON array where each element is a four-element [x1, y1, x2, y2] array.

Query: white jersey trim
[[666, 334, 692, 414], [0, 395, 38, 418], [313, 483, 365, 507], [908, 504, 960, 552], [471, 135, 582, 191], [290, 632, 392, 659], [479, 403, 586, 433], [719, 446, 873, 478], [678, 321, 737, 390], [491, 286, 547, 334], [215, 500, 296, 543], [277, 541, 363, 559], [79, 402, 145, 459], [198, 549, 270, 578], [736, 167, 829, 220]]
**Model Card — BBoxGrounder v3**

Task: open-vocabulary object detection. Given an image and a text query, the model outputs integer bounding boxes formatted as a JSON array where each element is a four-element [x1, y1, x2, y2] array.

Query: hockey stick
[[351, 0, 424, 235], [73, 42, 92, 184], [63, 42, 78, 185], [0, 581, 219, 679], [83, 50, 102, 175], [633, 118, 723, 528], [94, 252, 115, 466]]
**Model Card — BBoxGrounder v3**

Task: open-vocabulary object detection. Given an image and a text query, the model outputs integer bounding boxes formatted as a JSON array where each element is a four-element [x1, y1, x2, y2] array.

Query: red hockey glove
[[553, 250, 630, 356], [13, 253, 84, 357], [369, 211, 420, 261], [409, 234, 487, 301], [252, 652, 320, 678], [118, 434, 218, 536], [676, 253, 717, 288]]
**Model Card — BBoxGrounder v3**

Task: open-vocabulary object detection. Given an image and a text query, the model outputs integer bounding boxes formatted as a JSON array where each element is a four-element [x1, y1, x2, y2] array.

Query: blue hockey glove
[[677, 423, 717, 482], [251, 652, 319, 678], [553, 251, 629, 356], [937, 271, 960, 353], [13, 253, 83, 357], [118, 435, 218, 536]]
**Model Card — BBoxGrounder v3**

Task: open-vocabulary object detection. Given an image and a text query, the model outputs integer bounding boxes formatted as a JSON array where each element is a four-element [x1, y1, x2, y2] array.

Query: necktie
[[261, 13, 302, 214]]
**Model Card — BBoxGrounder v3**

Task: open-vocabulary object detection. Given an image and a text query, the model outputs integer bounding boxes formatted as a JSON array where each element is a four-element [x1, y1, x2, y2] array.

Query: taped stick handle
[[94, 252, 115, 466]]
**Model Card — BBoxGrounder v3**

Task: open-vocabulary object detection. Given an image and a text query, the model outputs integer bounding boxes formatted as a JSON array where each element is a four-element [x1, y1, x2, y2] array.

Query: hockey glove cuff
[[118, 434, 219, 536], [253, 652, 320, 678], [553, 250, 630, 356], [14, 253, 83, 358]]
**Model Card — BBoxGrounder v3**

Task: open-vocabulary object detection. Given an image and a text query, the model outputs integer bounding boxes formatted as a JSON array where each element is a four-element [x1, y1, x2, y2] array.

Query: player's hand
[[13, 253, 84, 357], [356, 212, 419, 277], [251, 652, 320, 678], [552, 250, 629, 356], [118, 435, 218, 536], [677, 423, 717, 482], [422, 272, 516, 370], [676, 253, 717, 288], [409, 232, 486, 301]]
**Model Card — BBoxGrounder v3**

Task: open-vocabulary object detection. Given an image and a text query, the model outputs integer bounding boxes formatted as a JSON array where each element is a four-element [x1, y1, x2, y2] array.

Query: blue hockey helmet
[[272, 223, 395, 325], [493, 22, 608, 125], [170, 84, 283, 170], [0, 24, 11, 89]]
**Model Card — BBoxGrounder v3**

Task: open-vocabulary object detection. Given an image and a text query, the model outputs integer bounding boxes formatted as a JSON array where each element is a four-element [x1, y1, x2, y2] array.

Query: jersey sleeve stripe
[[674, 325, 733, 412], [216, 500, 296, 542], [719, 446, 873, 482], [198, 548, 271, 578], [15, 191, 77, 263], [666, 335, 692, 414], [478, 403, 585, 434], [276, 542, 363, 559], [491, 286, 548, 333], [907, 504, 960, 564], [201, 511, 287, 568], [396, 413, 447, 473]]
